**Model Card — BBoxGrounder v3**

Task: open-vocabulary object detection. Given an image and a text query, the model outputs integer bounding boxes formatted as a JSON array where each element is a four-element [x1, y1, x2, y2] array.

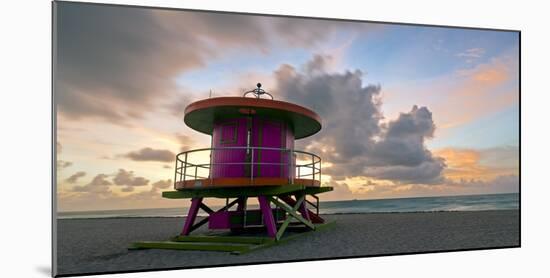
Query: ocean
[[57, 193, 519, 219]]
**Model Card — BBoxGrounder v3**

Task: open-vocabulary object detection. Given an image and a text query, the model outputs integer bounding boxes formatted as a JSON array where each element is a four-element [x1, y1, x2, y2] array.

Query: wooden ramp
[[129, 222, 334, 255]]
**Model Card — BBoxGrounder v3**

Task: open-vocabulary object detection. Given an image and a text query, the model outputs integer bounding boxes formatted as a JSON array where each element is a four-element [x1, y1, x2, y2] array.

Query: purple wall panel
[[208, 211, 231, 229]]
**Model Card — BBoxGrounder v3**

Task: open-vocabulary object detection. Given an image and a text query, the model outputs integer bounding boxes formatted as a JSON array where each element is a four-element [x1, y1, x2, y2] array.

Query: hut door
[[253, 119, 284, 178], [211, 119, 247, 178]]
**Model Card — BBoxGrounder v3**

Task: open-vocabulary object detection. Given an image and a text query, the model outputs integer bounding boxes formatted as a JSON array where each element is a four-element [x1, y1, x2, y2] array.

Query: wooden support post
[[181, 197, 203, 235], [280, 195, 324, 223], [258, 195, 277, 238], [199, 203, 214, 215], [236, 197, 247, 228], [236, 197, 246, 212], [269, 196, 315, 230], [189, 217, 209, 233], [275, 194, 307, 240]]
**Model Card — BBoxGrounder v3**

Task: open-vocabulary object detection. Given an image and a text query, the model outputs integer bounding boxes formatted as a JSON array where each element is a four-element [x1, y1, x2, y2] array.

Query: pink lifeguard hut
[[132, 84, 333, 254]]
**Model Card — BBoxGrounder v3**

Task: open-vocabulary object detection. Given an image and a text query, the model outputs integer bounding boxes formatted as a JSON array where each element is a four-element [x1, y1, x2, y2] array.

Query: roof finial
[[243, 82, 273, 99]]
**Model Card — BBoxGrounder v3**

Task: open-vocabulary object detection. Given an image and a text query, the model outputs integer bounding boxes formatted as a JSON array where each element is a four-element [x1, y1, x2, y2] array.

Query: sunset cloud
[[457, 55, 512, 85], [383, 50, 518, 132], [68, 169, 151, 195], [449, 174, 519, 193], [175, 134, 195, 152], [438, 53, 518, 129], [123, 148, 175, 162], [152, 179, 172, 190], [113, 169, 149, 186], [324, 173, 518, 201], [276, 55, 444, 184], [65, 171, 86, 184], [72, 174, 112, 194], [112, 169, 150, 192], [56, 4, 204, 124], [57, 160, 72, 169], [434, 146, 518, 181], [456, 48, 485, 63], [55, 3, 368, 125]]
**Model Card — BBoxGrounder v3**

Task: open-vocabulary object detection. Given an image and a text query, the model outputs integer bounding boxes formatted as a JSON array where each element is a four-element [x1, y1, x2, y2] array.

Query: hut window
[[220, 122, 238, 145]]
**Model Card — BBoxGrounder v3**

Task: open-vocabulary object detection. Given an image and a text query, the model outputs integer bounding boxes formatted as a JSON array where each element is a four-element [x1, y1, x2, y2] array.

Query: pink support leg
[[258, 196, 277, 238], [296, 194, 311, 221], [181, 197, 202, 235]]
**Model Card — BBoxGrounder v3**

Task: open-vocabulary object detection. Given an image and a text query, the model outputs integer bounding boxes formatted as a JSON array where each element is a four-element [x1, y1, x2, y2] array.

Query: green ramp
[[130, 221, 335, 255]]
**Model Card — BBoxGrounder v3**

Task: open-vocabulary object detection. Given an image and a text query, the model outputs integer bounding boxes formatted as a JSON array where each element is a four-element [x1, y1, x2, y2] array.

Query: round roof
[[184, 97, 322, 139]]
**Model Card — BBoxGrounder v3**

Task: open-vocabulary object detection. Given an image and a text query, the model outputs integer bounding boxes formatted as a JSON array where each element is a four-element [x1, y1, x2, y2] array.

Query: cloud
[[458, 57, 511, 84], [55, 3, 203, 123], [123, 147, 175, 162], [59, 173, 176, 210], [321, 180, 357, 201], [449, 174, 519, 194], [57, 160, 72, 169], [434, 146, 518, 181], [384, 50, 518, 131], [112, 169, 150, 193], [266, 16, 363, 48], [88, 174, 111, 186], [112, 169, 149, 186], [66, 169, 149, 194], [120, 179, 172, 201], [72, 174, 112, 193], [166, 94, 193, 118], [456, 48, 485, 59], [152, 179, 172, 190], [364, 161, 445, 184], [56, 142, 73, 169], [275, 55, 444, 184], [437, 53, 518, 128], [65, 171, 86, 184], [326, 173, 518, 200], [479, 146, 519, 169], [120, 187, 135, 193], [363, 106, 445, 184], [175, 133, 195, 152], [55, 3, 366, 125], [368, 106, 437, 166]]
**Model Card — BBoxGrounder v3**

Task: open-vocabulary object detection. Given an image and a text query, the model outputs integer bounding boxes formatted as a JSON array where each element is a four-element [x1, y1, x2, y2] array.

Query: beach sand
[[56, 210, 519, 276]]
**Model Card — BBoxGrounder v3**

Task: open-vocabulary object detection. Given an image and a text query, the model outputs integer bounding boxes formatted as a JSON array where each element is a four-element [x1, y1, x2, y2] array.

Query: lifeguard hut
[[131, 84, 333, 254]]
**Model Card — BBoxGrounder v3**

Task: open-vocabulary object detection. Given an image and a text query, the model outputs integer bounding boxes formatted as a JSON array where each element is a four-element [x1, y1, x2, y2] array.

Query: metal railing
[[173, 146, 321, 189]]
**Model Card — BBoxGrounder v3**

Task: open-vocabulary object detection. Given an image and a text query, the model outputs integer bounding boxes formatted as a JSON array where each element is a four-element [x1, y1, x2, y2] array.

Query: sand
[[56, 210, 519, 276]]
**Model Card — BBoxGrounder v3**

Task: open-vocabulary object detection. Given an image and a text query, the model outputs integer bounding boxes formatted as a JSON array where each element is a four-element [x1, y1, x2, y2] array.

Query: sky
[[54, 2, 519, 212]]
